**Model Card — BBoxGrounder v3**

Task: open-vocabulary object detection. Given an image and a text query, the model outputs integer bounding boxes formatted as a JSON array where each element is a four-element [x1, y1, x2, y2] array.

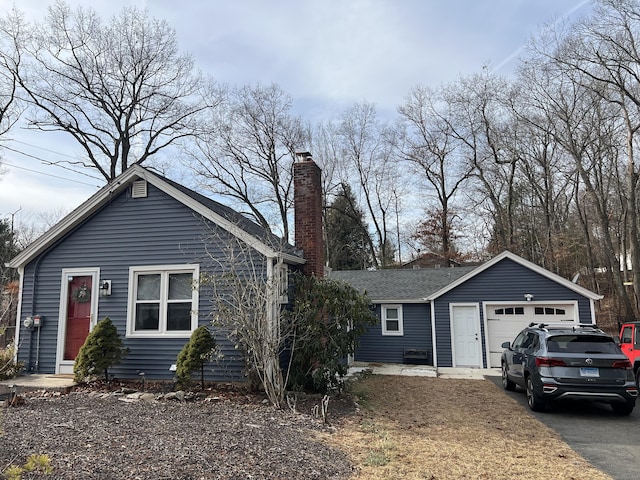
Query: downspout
[[23, 228, 78, 372], [26, 253, 46, 372]]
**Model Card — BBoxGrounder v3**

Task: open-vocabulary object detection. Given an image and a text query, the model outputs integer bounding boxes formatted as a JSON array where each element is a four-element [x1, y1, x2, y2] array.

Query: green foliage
[[286, 274, 377, 394], [176, 326, 217, 389], [73, 317, 128, 382], [325, 183, 372, 270], [0, 343, 23, 380], [3, 453, 52, 479]]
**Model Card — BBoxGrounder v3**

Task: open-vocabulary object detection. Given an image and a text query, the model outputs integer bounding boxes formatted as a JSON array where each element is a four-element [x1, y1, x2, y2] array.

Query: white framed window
[[381, 304, 403, 336], [127, 264, 199, 338]]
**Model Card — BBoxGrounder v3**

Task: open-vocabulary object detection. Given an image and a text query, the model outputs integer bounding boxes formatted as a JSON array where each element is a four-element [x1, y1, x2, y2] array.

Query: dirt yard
[[328, 374, 613, 480], [0, 374, 613, 479]]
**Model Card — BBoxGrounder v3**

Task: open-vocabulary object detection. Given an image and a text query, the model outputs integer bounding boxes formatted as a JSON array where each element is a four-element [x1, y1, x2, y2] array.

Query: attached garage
[[332, 251, 603, 371], [429, 252, 602, 369]]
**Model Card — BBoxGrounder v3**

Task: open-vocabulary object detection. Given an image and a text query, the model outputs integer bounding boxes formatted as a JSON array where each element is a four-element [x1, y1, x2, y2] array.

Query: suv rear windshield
[[546, 335, 619, 354]]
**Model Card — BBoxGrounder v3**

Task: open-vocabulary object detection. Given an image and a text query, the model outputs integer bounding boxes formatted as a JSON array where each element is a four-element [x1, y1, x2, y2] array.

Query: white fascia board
[[425, 251, 603, 302], [8, 165, 304, 268], [143, 172, 304, 264], [278, 252, 306, 265], [7, 168, 138, 268]]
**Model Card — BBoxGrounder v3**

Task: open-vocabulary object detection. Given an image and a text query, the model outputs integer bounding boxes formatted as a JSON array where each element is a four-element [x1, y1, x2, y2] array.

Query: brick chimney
[[294, 151, 324, 277]]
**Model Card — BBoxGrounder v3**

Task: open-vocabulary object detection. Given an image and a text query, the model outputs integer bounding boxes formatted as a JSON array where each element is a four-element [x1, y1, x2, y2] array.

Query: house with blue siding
[[7, 162, 324, 381], [8, 154, 603, 381], [331, 252, 603, 369]]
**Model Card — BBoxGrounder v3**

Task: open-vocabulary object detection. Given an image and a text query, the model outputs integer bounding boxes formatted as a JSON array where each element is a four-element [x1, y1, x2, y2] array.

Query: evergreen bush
[[73, 317, 128, 382], [176, 326, 217, 389]]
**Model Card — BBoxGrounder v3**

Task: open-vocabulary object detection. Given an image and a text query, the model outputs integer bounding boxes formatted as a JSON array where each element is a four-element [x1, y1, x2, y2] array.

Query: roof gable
[[426, 251, 602, 301], [8, 165, 303, 269], [330, 251, 602, 303]]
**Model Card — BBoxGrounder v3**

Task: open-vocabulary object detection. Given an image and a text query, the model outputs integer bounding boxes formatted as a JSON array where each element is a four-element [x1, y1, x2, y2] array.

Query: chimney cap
[[295, 150, 312, 161]]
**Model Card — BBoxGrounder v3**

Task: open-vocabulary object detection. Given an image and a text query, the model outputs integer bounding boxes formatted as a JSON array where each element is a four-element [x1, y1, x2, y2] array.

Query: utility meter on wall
[[23, 315, 43, 328]]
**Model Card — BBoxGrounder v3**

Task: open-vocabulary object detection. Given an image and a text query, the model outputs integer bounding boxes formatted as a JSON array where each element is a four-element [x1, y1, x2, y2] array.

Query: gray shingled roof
[[158, 173, 301, 257], [329, 266, 478, 302]]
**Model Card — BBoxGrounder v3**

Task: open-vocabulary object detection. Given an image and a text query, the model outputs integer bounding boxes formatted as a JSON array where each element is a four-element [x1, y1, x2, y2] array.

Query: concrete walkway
[[0, 374, 76, 395], [348, 362, 500, 380]]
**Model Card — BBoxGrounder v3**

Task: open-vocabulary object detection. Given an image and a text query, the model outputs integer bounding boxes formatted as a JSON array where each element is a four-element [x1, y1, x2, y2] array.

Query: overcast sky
[[0, 0, 591, 228]]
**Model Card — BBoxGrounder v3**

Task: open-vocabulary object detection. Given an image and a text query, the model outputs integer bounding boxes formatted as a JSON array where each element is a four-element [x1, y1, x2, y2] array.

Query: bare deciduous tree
[[338, 102, 402, 267], [525, 0, 640, 316], [0, 1, 212, 181], [205, 233, 290, 408], [398, 85, 474, 264], [188, 83, 306, 241]]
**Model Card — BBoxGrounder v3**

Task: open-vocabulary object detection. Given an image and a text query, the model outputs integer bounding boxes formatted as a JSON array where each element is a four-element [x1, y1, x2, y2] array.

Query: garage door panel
[[486, 304, 575, 368]]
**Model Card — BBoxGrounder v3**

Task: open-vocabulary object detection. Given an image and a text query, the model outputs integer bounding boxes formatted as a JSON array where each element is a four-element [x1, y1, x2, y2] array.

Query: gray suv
[[501, 323, 638, 415]]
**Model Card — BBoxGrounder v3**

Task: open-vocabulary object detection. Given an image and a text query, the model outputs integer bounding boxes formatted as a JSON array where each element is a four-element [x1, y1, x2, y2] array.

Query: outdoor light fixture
[[524, 293, 534, 302], [99, 280, 112, 296]]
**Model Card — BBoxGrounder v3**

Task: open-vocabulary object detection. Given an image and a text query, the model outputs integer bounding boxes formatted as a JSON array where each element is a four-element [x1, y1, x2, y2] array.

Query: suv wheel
[[502, 362, 516, 391], [611, 401, 635, 416], [635, 368, 640, 389], [526, 376, 546, 412]]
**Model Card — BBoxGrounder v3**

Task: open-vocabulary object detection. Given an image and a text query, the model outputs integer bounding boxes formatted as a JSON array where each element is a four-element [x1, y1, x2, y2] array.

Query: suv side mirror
[[501, 341, 511, 349]]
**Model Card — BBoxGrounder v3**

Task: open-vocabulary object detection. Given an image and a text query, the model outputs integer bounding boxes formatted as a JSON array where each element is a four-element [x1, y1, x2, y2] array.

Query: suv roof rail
[[527, 322, 603, 332]]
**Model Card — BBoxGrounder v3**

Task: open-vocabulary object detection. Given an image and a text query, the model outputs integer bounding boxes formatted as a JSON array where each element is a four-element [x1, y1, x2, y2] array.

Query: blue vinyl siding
[[17, 184, 257, 380], [355, 303, 432, 364], [434, 258, 594, 368]]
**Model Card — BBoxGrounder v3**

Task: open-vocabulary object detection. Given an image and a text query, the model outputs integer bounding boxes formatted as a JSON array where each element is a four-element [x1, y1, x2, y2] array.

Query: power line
[[11, 138, 81, 160], [2, 144, 104, 182], [2, 161, 102, 187]]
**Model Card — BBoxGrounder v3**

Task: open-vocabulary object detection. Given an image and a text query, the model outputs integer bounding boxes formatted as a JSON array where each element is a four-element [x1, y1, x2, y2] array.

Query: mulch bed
[[0, 382, 357, 479]]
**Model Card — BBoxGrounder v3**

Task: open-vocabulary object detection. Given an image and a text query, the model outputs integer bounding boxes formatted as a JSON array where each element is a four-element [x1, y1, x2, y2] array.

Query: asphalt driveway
[[488, 376, 640, 480]]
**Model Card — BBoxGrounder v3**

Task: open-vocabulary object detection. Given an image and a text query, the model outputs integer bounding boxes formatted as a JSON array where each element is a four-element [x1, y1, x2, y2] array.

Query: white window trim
[[277, 262, 289, 304], [381, 304, 404, 336], [126, 264, 199, 338]]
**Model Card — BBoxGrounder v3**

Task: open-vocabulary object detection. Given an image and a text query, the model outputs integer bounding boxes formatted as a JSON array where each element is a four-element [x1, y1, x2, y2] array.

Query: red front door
[[64, 275, 93, 360]]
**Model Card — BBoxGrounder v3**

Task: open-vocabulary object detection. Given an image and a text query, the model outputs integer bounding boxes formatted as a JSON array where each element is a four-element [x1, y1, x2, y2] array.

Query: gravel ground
[[0, 387, 355, 479]]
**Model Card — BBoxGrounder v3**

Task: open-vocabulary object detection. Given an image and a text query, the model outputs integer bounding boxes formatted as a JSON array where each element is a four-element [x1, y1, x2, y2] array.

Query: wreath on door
[[72, 284, 91, 303]]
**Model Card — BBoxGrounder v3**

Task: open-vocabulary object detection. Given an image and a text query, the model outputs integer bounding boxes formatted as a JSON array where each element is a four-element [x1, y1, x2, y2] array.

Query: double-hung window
[[381, 304, 403, 336], [127, 265, 199, 337]]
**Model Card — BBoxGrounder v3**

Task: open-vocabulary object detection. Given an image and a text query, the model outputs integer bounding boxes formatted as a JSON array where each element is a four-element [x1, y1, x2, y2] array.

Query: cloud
[[1, 0, 593, 220]]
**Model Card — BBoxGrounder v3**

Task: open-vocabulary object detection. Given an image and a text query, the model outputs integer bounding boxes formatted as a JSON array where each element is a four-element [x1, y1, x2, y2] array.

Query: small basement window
[[382, 304, 403, 336]]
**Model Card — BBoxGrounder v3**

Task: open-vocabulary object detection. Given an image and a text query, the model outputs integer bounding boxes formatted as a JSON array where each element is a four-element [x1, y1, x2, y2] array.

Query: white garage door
[[486, 304, 576, 367]]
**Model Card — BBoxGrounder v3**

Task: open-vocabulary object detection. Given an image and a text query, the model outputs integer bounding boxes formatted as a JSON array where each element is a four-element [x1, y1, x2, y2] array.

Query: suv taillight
[[612, 359, 632, 369], [535, 357, 566, 367]]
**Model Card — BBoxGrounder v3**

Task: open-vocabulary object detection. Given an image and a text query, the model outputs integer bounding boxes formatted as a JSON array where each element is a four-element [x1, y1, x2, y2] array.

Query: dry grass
[[326, 375, 613, 480]]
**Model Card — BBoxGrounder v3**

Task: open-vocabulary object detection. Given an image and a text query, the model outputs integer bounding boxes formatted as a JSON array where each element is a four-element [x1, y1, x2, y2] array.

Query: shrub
[[73, 317, 128, 382], [286, 275, 378, 394], [176, 326, 217, 389], [0, 344, 23, 380]]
